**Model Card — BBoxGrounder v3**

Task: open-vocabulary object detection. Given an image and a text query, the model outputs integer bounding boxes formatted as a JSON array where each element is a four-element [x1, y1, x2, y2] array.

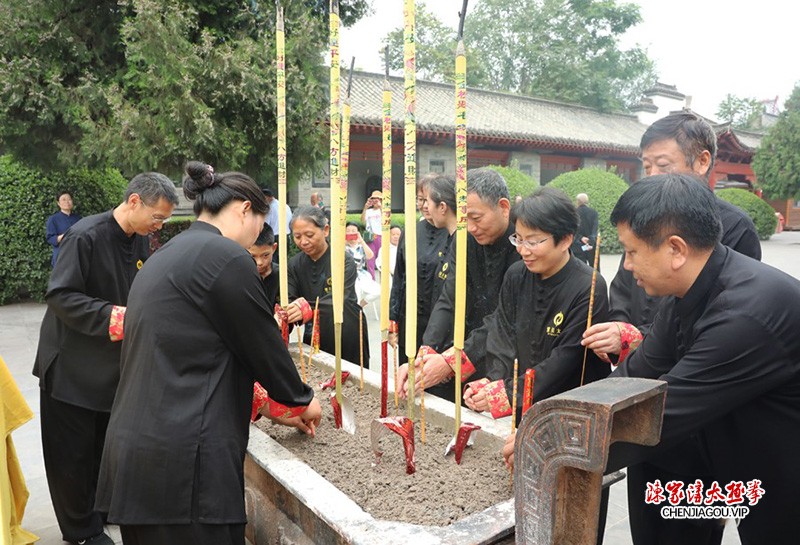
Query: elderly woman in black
[[96, 162, 321, 545], [284, 205, 370, 368]]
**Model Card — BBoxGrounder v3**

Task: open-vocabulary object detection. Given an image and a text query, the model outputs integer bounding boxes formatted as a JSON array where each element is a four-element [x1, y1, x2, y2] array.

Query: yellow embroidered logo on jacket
[[438, 262, 449, 280], [136, 259, 143, 270], [546, 311, 564, 337]]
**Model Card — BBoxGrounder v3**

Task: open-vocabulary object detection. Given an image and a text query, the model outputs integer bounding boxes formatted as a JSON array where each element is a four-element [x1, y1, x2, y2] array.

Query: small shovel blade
[[330, 391, 355, 434], [444, 422, 481, 464]]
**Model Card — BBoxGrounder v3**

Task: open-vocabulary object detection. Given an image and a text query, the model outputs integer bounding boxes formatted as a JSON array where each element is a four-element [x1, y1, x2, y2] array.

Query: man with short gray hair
[[401, 168, 520, 402], [34, 172, 178, 545]]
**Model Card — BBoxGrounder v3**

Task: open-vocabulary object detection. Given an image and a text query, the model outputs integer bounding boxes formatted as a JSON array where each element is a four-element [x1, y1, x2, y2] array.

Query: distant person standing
[[262, 187, 292, 263], [361, 190, 383, 279], [262, 187, 292, 235], [46, 191, 82, 267], [376, 225, 402, 286], [34, 173, 178, 545], [570, 193, 598, 266], [310, 191, 331, 223]]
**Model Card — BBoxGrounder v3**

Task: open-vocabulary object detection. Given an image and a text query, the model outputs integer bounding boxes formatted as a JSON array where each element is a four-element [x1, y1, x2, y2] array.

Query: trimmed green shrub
[[716, 188, 777, 241], [549, 168, 630, 254], [486, 165, 538, 199], [0, 155, 127, 304], [155, 217, 194, 247]]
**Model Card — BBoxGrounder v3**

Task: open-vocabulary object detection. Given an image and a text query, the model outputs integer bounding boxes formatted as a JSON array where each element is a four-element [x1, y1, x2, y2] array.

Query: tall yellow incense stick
[[276, 5, 289, 308], [511, 358, 519, 431], [329, 0, 344, 407], [359, 309, 364, 389], [381, 48, 393, 418], [403, 0, 418, 419], [420, 359, 426, 442], [580, 233, 601, 386], [297, 327, 306, 383], [452, 36, 468, 434], [342, 57, 353, 233], [394, 345, 399, 411], [312, 296, 320, 354]]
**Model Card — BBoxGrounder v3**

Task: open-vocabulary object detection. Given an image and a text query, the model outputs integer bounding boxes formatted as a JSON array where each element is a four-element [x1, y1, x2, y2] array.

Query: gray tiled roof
[[716, 127, 762, 151], [348, 71, 647, 154]]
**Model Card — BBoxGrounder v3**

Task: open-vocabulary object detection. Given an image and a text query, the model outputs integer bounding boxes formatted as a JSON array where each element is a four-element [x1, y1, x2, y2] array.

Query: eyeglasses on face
[[508, 233, 550, 250], [150, 214, 171, 224]]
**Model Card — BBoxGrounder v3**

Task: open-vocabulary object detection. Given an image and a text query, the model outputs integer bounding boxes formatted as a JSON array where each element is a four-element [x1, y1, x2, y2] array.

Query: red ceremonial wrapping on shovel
[[320, 371, 350, 391], [331, 392, 343, 429], [274, 304, 289, 347], [370, 416, 416, 474], [454, 422, 481, 465], [522, 369, 535, 415], [381, 340, 388, 417]]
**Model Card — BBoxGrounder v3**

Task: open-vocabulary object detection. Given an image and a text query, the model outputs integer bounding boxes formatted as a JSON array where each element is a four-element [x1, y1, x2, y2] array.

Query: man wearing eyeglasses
[[395, 169, 519, 401], [33, 173, 178, 545], [400, 186, 610, 413]]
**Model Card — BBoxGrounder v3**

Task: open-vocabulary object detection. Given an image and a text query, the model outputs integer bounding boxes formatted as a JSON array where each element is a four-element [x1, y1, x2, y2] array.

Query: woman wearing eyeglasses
[[400, 187, 611, 422]]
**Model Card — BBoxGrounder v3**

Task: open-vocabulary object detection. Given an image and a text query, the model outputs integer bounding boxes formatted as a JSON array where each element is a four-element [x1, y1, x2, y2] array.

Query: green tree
[[384, 0, 656, 111], [0, 0, 368, 180], [716, 94, 762, 129], [382, 5, 490, 87], [753, 84, 800, 199]]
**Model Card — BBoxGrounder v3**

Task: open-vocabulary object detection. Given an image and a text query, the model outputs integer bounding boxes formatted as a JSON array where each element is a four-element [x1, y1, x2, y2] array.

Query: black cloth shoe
[[77, 532, 114, 545]]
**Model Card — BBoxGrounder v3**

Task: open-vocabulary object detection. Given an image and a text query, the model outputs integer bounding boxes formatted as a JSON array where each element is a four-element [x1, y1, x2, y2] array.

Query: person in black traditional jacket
[[582, 112, 761, 545], [421, 173, 458, 312], [398, 168, 520, 402], [95, 162, 321, 545], [33, 173, 178, 545], [570, 192, 598, 266], [284, 206, 369, 368], [388, 173, 449, 361], [506, 173, 800, 545], [248, 223, 279, 308], [400, 187, 610, 418]]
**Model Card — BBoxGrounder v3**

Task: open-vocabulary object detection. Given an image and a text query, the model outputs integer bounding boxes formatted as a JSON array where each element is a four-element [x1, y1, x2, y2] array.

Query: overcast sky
[[339, 0, 799, 121]]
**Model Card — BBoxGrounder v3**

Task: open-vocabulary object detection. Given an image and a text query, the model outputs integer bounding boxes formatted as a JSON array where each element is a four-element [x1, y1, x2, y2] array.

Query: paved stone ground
[[7, 230, 800, 543]]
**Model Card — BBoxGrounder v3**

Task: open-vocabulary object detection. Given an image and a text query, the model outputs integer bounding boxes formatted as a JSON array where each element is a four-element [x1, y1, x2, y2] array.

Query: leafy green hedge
[[0, 155, 127, 304], [486, 165, 538, 199], [154, 217, 194, 247], [716, 189, 777, 241], [549, 168, 630, 254]]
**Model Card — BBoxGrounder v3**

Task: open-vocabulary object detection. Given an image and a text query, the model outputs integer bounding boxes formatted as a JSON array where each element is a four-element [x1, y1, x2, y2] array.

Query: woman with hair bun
[[285, 206, 369, 368], [96, 161, 321, 545]]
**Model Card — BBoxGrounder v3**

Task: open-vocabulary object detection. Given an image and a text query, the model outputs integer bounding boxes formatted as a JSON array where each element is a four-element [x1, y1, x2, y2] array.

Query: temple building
[[284, 73, 769, 217]]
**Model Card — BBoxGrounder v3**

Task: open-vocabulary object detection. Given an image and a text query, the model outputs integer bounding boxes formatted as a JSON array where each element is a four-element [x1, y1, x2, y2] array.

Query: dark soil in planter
[[255, 358, 513, 527]]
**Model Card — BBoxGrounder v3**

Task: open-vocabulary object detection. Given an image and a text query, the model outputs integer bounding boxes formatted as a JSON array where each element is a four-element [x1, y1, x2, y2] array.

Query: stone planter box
[[244, 346, 516, 545]]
